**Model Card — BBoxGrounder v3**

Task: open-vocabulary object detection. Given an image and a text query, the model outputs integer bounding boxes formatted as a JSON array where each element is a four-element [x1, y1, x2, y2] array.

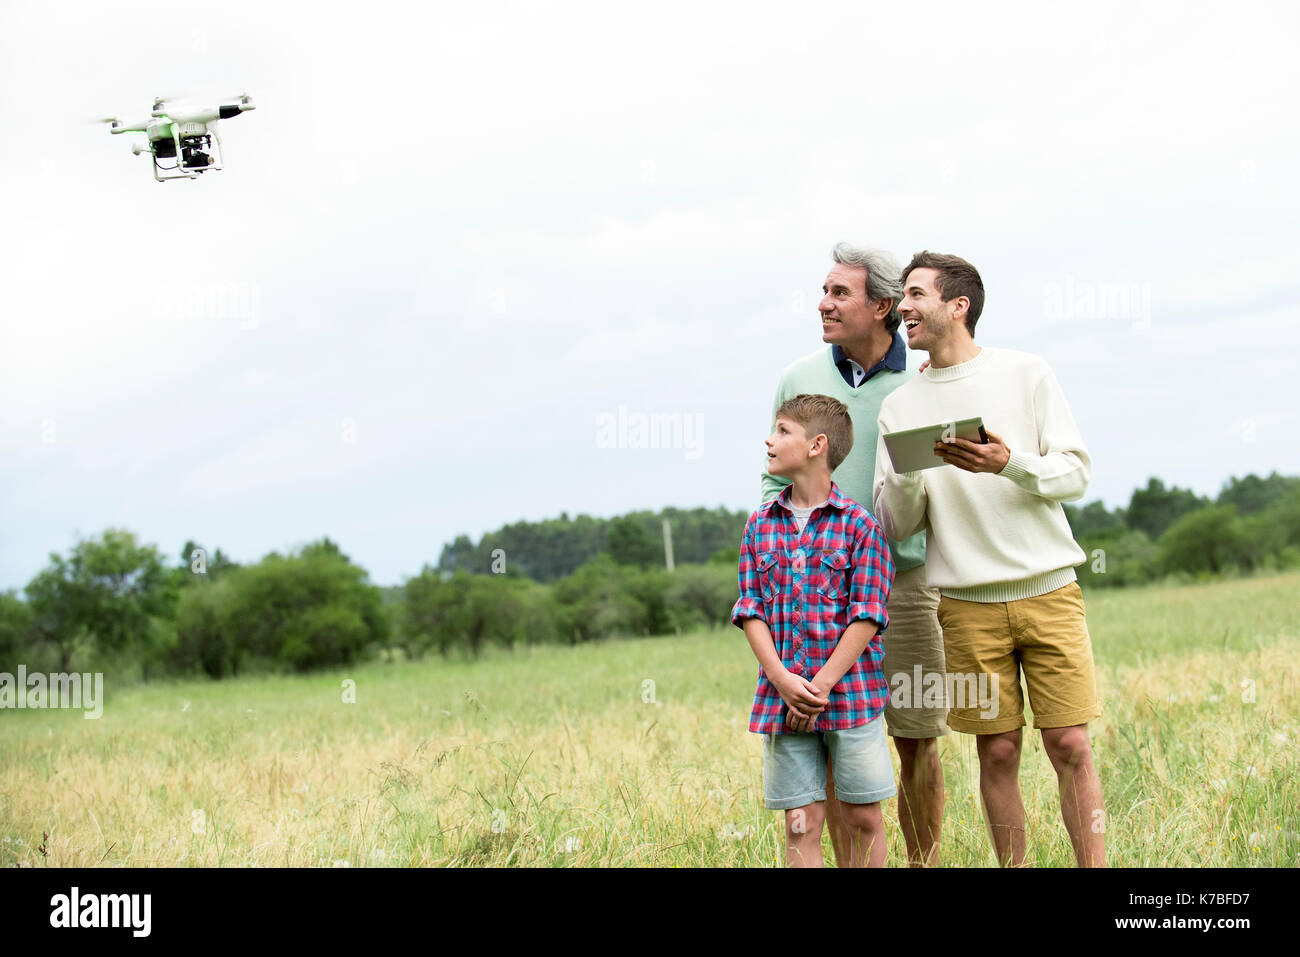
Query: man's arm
[[935, 369, 1091, 502], [873, 419, 928, 540]]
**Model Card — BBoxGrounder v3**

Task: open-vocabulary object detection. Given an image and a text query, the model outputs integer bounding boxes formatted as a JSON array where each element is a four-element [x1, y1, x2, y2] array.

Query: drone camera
[[182, 144, 213, 168]]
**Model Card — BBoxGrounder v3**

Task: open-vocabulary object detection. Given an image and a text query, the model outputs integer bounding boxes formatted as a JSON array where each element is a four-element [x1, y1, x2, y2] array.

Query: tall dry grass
[[2, 572, 1296, 867]]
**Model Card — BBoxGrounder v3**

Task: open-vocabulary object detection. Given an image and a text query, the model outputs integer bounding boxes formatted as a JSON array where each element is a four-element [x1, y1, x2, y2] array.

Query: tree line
[[0, 532, 737, 680], [1066, 472, 1300, 587], [1, 472, 1296, 680], [437, 506, 748, 580]]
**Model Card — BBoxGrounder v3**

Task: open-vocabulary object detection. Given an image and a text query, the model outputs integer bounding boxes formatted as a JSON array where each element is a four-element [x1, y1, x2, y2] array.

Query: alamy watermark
[[49, 887, 150, 937], [0, 666, 103, 719], [1043, 276, 1152, 328], [150, 281, 261, 329], [889, 666, 999, 720], [596, 405, 703, 460]]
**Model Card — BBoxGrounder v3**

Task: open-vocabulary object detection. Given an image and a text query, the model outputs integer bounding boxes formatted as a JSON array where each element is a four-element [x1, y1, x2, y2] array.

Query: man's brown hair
[[901, 251, 985, 336], [774, 394, 855, 473]]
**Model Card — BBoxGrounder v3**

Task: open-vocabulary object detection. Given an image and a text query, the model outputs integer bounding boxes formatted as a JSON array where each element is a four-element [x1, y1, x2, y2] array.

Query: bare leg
[[785, 801, 827, 868], [895, 736, 944, 866], [839, 801, 887, 867], [823, 759, 852, 866], [1041, 724, 1106, 867], [975, 729, 1026, 867]]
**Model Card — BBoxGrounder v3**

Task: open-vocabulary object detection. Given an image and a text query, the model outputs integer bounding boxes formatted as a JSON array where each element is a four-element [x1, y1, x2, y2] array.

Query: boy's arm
[[730, 514, 766, 627], [808, 619, 879, 697]]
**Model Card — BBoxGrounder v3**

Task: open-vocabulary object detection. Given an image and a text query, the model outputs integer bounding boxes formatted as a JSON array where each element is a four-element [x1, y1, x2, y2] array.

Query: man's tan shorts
[[882, 565, 949, 739], [936, 582, 1102, 735]]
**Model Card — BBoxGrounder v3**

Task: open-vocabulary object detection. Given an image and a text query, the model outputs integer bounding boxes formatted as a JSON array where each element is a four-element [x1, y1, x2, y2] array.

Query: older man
[[761, 242, 947, 866]]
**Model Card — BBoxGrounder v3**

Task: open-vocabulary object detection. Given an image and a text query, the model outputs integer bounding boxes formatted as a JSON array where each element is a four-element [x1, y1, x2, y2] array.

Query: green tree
[[400, 570, 559, 658], [461, 576, 526, 656], [623, 566, 673, 634], [73, 530, 175, 673], [400, 568, 464, 659], [1127, 478, 1209, 539], [171, 578, 237, 677], [1267, 487, 1300, 548], [707, 546, 741, 567], [664, 563, 739, 629], [437, 535, 477, 575], [1216, 472, 1300, 516], [434, 507, 749, 582], [512, 578, 562, 645], [23, 559, 92, 672], [553, 556, 649, 643], [607, 516, 660, 568], [24, 531, 173, 674], [0, 591, 35, 666], [1075, 529, 1158, 589], [1157, 506, 1249, 576], [177, 541, 240, 585], [216, 540, 389, 673], [1063, 500, 1126, 539]]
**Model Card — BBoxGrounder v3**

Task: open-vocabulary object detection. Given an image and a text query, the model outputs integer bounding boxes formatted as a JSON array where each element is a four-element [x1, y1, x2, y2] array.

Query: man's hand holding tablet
[[883, 416, 1010, 474], [935, 429, 1011, 474]]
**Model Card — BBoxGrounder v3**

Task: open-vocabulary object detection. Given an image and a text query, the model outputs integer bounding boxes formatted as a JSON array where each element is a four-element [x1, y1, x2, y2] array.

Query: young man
[[762, 243, 947, 866], [873, 251, 1106, 867], [733, 393, 896, 867]]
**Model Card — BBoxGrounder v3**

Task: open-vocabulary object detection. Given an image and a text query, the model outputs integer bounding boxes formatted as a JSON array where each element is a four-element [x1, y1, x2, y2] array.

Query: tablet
[[882, 416, 988, 473]]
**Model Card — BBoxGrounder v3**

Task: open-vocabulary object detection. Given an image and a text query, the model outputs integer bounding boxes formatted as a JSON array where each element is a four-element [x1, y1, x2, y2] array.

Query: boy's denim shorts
[[763, 716, 896, 810]]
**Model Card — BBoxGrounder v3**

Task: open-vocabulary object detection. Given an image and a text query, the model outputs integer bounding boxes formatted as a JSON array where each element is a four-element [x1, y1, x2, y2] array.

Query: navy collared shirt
[[832, 332, 907, 388]]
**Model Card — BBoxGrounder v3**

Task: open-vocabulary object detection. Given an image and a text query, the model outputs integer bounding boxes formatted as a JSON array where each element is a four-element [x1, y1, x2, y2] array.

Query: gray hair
[[831, 242, 904, 335]]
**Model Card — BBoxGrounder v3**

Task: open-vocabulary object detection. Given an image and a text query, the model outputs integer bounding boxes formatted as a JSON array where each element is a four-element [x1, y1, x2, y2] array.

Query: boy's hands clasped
[[772, 670, 828, 732], [786, 705, 820, 732]]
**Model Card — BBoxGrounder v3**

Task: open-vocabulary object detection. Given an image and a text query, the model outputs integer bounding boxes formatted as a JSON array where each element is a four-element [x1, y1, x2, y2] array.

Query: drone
[[98, 94, 256, 181]]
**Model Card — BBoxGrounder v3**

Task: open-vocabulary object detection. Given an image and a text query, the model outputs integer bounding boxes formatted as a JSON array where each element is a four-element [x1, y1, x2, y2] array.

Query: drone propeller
[[87, 116, 129, 132], [155, 92, 250, 105], [151, 93, 191, 114]]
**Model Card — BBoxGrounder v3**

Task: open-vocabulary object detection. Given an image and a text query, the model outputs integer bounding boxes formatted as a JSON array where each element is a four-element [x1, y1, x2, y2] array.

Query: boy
[[731, 393, 896, 867]]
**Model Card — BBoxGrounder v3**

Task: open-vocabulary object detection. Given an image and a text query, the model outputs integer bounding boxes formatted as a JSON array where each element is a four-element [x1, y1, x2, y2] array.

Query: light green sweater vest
[[760, 344, 927, 572]]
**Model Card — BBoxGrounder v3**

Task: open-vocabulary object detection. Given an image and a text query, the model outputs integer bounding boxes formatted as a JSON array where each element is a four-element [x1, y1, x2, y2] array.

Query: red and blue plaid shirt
[[731, 482, 894, 734]]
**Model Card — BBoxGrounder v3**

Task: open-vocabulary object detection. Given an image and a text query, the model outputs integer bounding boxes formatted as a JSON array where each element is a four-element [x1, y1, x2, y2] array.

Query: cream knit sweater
[[872, 346, 1090, 601]]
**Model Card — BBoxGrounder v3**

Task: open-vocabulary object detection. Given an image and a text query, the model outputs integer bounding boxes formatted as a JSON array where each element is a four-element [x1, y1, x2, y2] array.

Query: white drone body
[[103, 94, 256, 181]]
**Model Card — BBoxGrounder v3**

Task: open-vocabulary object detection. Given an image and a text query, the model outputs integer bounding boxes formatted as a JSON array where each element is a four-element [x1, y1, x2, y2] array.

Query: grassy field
[[3, 572, 1298, 867]]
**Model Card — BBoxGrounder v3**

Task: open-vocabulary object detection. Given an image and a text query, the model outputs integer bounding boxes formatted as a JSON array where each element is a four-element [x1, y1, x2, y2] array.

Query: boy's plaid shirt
[[730, 482, 894, 734]]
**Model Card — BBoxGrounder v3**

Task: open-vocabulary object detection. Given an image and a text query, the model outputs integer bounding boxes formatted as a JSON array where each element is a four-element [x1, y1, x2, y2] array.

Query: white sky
[[2, 0, 1298, 590]]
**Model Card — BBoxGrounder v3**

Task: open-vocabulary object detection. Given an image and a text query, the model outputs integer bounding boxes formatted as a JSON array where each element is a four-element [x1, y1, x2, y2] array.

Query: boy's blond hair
[[775, 394, 855, 473]]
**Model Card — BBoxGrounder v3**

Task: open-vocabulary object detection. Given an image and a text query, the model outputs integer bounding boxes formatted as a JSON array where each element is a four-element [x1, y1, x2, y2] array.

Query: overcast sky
[[2, 0, 1298, 591]]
